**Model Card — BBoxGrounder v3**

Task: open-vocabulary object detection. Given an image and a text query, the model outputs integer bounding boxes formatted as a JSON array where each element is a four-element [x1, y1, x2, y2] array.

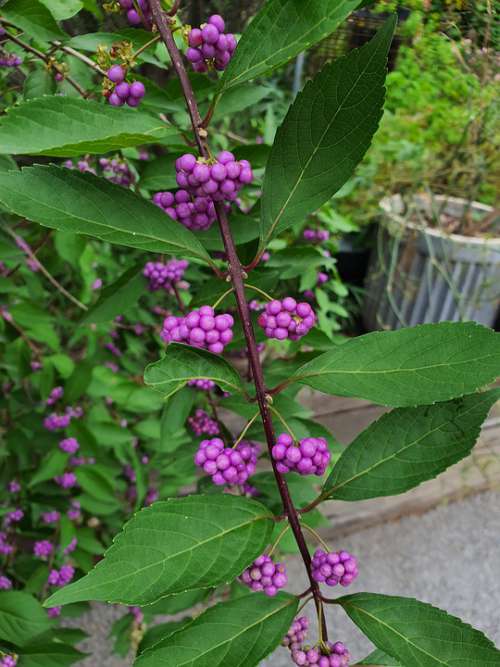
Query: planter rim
[[380, 193, 500, 248]]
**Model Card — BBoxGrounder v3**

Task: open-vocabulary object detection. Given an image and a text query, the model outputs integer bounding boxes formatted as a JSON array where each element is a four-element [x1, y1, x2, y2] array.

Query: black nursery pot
[[336, 236, 372, 287]]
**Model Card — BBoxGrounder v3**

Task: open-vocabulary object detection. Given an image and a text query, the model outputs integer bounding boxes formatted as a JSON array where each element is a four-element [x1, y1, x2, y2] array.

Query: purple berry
[[107, 65, 125, 83], [129, 81, 145, 98]]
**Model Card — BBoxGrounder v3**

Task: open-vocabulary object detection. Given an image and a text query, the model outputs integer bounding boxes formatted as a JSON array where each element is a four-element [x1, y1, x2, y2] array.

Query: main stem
[[150, 1, 327, 639]]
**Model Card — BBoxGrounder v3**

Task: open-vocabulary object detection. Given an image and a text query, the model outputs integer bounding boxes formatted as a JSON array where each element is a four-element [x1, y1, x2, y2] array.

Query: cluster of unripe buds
[[194, 438, 260, 486], [186, 15, 237, 72], [272, 434, 331, 476], [118, 0, 151, 26], [311, 549, 358, 587], [143, 259, 189, 291], [291, 642, 350, 666], [175, 152, 253, 203], [188, 409, 219, 436], [106, 65, 145, 107], [303, 228, 330, 243], [153, 189, 219, 231], [161, 306, 234, 354], [258, 298, 316, 341], [239, 554, 288, 596]]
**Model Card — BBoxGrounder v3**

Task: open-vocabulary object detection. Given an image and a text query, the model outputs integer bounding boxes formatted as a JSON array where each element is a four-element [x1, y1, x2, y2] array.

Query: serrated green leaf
[[0, 591, 52, 647], [0, 166, 212, 263], [144, 344, 245, 399], [292, 322, 500, 407], [219, 0, 361, 92], [260, 17, 395, 247], [355, 648, 402, 666], [134, 593, 298, 667], [82, 265, 145, 324], [323, 389, 500, 500], [0, 97, 173, 157], [45, 495, 274, 607], [1, 0, 66, 42], [17, 641, 86, 666], [338, 593, 500, 666]]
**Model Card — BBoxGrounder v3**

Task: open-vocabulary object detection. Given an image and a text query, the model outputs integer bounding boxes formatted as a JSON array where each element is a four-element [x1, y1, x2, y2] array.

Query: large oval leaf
[[0, 0, 66, 42], [45, 495, 274, 607], [338, 593, 500, 666], [0, 97, 173, 157], [323, 389, 500, 500], [356, 649, 402, 666], [135, 593, 298, 667], [260, 17, 395, 247], [0, 591, 52, 647], [219, 0, 361, 92], [0, 166, 211, 263], [291, 322, 500, 407], [144, 343, 245, 399], [82, 265, 145, 324]]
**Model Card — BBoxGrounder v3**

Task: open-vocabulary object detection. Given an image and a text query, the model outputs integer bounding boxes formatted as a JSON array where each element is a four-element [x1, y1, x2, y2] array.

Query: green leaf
[[0, 97, 173, 157], [75, 466, 118, 505], [29, 450, 68, 488], [356, 648, 402, 666], [23, 69, 56, 99], [160, 387, 195, 447], [39, 0, 83, 20], [144, 344, 245, 399], [0, 166, 211, 263], [337, 593, 500, 666], [323, 389, 500, 500], [0, 0, 66, 42], [82, 265, 145, 324], [18, 641, 86, 666], [0, 591, 52, 646], [219, 0, 361, 92], [260, 17, 395, 247], [139, 154, 183, 191], [134, 592, 298, 666], [0, 155, 17, 172], [45, 495, 274, 607], [292, 322, 500, 407]]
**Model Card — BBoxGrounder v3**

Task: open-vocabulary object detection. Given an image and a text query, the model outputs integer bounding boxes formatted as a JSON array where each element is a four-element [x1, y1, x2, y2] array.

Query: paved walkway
[[68, 490, 500, 665]]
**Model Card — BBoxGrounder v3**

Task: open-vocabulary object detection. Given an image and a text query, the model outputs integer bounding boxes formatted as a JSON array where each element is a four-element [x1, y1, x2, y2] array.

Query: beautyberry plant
[[0, 1, 499, 666]]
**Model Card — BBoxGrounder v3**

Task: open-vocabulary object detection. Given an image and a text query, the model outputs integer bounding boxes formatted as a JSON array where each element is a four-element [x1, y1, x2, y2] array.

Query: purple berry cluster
[[42, 511, 60, 525], [0, 575, 13, 590], [54, 472, 78, 489], [303, 228, 330, 243], [239, 554, 288, 596], [33, 540, 53, 560], [118, 0, 151, 26], [99, 156, 135, 187], [194, 438, 260, 486], [143, 259, 189, 291], [67, 501, 82, 522], [175, 152, 253, 203], [0, 655, 17, 667], [161, 306, 234, 354], [8, 480, 20, 494], [0, 533, 13, 555], [187, 15, 237, 72], [43, 406, 82, 431], [48, 564, 75, 587], [258, 298, 316, 341], [46, 386, 63, 406], [63, 537, 78, 555], [107, 65, 145, 107], [0, 52, 22, 67], [291, 642, 350, 666], [153, 189, 219, 231], [282, 617, 309, 650], [188, 379, 216, 391], [59, 437, 79, 454], [188, 409, 220, 436], [4, 509, 23, 526], [272, 434, 331, 476], [311, 549, 358, 587], [63, 158, 96, 175]]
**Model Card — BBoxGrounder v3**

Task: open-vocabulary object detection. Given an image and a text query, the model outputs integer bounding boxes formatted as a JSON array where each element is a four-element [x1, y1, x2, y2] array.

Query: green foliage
[[135, 593, 298, 667], [338, 593, 500, 665], [1, 0, 66, 41], [46, 495, 274, 606], [0, 591, 52, 646]]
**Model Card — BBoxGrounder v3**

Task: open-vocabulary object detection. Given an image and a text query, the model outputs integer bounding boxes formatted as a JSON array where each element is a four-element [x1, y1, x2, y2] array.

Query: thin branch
[[149, 0, 328, 641], [51, 40, 107, 76]]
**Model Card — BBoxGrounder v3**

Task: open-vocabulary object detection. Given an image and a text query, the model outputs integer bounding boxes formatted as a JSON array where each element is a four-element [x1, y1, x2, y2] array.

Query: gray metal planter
[[363, 194, 500, 330]]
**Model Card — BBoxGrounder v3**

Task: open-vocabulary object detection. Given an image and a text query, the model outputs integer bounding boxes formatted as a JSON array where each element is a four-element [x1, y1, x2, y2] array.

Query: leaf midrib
[[344, 602, 447, 666], [327, 397, 488, 494], [223, 0, 353, 90], [263, 18, 385, 245], [54, 510, 270, 598]]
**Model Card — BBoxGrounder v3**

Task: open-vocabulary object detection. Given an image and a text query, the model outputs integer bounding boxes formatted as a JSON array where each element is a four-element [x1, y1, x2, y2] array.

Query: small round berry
[[129, 81, 145, 98], [107, 65, 125, 82]]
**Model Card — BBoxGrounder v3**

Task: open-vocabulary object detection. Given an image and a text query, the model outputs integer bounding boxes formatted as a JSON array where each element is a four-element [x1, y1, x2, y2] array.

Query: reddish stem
[[150, 0, 327, 638]]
